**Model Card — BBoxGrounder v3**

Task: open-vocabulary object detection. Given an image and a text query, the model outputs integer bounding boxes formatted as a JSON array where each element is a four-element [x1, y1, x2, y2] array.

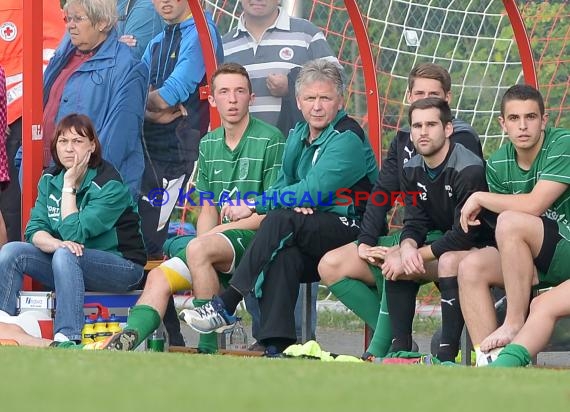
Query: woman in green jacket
[[0, 113, 146, 342]]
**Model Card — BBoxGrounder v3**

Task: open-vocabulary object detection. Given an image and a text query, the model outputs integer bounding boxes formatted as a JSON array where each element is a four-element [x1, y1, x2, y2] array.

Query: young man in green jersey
[[459, 84, 570, 366], [101, 62, 285, 353]]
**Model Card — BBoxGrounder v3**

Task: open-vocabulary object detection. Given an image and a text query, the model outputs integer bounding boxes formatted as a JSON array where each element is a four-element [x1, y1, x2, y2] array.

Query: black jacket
[[399, 142, 494, 258], [358, 119, 482, 246]]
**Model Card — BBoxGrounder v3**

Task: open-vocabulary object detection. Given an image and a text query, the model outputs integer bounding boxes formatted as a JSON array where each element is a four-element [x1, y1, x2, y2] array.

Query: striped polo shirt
[[487, 126, 570, 239], [222, 8, 340, 126]]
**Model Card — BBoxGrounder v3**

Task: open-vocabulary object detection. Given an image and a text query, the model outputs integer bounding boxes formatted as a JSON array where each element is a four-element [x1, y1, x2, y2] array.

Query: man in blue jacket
[[138, 0, 223, 258]]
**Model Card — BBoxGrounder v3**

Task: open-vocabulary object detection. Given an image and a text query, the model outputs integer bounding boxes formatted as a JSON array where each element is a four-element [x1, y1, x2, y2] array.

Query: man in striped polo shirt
[[223, 0, 341, 136], [459, 84, 570, 366], [101, 63, 285, 353]]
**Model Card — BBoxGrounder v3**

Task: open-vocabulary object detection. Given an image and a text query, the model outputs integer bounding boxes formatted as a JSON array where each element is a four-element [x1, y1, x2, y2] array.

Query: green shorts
[[362, 230, 443, 281], [215, 229, 256, 274], [163, 234, 195, 258], [537, 222, 570, 287], [169, 229, 255, 268], [161, 229, 255, 292]]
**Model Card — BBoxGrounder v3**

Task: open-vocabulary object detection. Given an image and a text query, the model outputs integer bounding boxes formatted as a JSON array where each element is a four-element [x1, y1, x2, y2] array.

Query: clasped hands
[[359, 242, 425, 281]]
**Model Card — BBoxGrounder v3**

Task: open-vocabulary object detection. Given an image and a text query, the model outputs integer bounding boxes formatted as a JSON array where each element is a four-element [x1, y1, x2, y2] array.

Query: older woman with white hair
[[42, 0, 147, 197]]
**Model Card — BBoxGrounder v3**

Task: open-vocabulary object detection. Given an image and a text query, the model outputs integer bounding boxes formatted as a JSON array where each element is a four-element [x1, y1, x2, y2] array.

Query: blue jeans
[[0, 242, 145, 340], [246, 282, 318, 341]]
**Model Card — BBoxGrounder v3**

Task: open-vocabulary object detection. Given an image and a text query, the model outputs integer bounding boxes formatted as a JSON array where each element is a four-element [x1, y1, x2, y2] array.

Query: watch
[[62, 187, 77, 195]]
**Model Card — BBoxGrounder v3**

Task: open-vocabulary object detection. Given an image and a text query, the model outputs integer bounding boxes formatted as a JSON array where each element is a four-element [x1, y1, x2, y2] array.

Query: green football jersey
[[487, 126, 570, 237], [195, 116, 285, 209]]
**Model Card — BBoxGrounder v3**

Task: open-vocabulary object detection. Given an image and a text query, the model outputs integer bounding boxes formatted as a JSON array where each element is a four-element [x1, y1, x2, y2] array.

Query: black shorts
[[535, 217, 570, 286], [534, 216, 561, 274]]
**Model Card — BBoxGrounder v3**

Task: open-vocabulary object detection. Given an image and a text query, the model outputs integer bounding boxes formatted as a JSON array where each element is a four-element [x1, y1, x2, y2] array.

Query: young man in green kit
[[459, 84, 570, 366], [101, 62, 285, 353]]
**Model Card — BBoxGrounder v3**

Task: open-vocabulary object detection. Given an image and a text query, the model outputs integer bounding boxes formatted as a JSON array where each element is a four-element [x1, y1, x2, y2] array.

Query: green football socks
[[366, 277, 392, 357], [328, 277, 381, 329], [123, 304, 161, 347], [488, 343, 532, 367], [194, 298, 218, 354], [51, 340, 84, 350]]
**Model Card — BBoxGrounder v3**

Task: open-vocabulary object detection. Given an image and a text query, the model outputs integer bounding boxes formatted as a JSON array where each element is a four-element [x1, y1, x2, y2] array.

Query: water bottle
[[229, 317, 248, 350], [81, 317, 95, 344], [107, 314, 122, 335], [218, 329, 232, 349], [147, 322, 167, 352], [93, 316, 111, 342]]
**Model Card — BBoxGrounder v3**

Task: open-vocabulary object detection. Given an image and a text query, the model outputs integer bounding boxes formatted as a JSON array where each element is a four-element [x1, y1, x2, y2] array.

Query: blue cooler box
[[83, 291, 141, 322]]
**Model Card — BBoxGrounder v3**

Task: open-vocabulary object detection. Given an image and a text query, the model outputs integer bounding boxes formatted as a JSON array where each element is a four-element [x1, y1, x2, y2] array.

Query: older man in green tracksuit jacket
[[180, 59, 378, 353]]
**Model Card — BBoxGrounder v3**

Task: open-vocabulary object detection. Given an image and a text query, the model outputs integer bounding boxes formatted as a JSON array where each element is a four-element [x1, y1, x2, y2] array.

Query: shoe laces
[[195, 303, 219, 319]]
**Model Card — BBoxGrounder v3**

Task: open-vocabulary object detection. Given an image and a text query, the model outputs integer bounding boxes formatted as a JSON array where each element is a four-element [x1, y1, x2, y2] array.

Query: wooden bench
[[144, 259, 164, 272]]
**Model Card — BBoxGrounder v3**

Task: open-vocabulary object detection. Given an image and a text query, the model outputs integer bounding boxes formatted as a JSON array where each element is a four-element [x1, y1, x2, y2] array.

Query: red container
[[38, 319, 54, 340]]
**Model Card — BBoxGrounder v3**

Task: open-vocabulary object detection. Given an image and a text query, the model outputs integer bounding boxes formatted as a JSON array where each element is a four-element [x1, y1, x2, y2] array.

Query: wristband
[[62, 187, 77, 195]]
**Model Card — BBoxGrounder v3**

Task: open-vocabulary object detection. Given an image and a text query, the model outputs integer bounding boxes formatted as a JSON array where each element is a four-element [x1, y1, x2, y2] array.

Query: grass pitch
[[1, 347, 568, 412]]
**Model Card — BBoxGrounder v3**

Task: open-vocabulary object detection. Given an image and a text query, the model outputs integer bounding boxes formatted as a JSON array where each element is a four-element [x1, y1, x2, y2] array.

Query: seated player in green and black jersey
[[318, 63, 485, 362], [379, 97, 495, 362]]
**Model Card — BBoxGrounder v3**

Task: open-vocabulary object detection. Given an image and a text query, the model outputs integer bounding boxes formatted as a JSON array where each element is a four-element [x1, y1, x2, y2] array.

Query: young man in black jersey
[[380, 98, 494, 362], [318, 64, 484, 361]]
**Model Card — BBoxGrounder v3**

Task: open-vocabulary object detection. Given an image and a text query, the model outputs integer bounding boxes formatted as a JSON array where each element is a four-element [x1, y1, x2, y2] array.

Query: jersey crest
[[238, 158, 249, 180]]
